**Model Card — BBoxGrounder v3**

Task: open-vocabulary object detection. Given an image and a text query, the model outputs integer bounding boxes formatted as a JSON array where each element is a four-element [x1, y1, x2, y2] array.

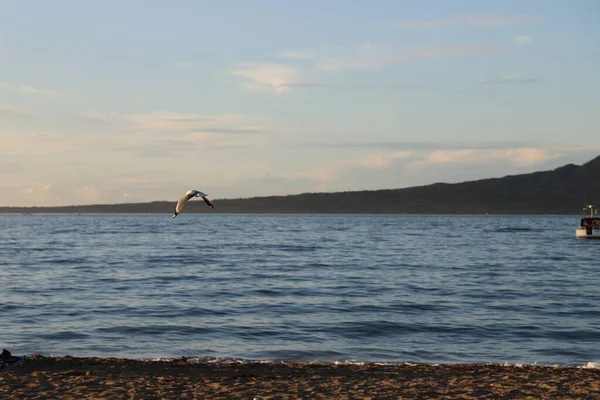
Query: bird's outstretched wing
[[202, 196, 214, 208], [172, 189, 214, 218], [172, 191, 196, 218]]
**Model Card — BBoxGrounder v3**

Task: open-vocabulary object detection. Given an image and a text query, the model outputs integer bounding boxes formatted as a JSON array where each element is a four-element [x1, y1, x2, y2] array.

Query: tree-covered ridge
[[3, 155, 599, 215]]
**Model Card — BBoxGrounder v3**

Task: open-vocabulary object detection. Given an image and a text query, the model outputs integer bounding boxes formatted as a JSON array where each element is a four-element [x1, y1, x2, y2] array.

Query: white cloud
[[0, 131, 80, 156], [80, 110, 122, 120], [80, 184, 106, 204], [402, 14, 541, 29], [479, 75, 540, 84], [229, 63, 302, 94], [409, 148, 577, 168], [18, 84, 56, 95], [23, 184, 52, 196], [360, 42, 377, 52], [176, 61, 196, 69], [357, 42, 388, 55], [289, 151, 413, 185], [0, 104, 32, 116], [116, 176, 157, 189], [359, 151, 412, 168], [120, 111, 270, 134], [81, 110, 271, 134], [316, 58, 356, 72], [278, 51, 315, 60], [505, 148, 559, 165], [1, 111, 272, 160], [516, 35, 533, 45], [76, 110, 276, 158], [304, 163, 346, 183], [317, 44, 509, 72]]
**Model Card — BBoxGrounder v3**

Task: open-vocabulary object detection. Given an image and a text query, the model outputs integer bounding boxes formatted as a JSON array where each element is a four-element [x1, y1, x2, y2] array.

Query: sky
[[1, 0, 599, 206]]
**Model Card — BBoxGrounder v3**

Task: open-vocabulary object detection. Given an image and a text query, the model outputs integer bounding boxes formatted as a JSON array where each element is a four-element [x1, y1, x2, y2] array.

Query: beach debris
[[0, 349, 25, 368]]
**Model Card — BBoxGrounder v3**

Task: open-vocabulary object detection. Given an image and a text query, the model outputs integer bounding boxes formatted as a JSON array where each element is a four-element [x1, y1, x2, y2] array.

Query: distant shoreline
[[0, 211, 584, 216], [2, 153, 599, 215]]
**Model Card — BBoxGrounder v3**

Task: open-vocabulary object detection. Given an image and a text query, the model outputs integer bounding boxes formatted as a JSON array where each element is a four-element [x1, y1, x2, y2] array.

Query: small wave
[[260, 244, 324, 252], [96, 325, 213, 336], [134, 357, 596, 368], [39, 331, 90, 340], [495, 227, 535, 233], [579, 361, 600, 369]]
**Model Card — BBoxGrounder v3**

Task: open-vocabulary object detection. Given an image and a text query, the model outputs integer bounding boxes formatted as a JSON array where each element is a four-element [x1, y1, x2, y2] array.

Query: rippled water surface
[[1, 214, 599, 365]]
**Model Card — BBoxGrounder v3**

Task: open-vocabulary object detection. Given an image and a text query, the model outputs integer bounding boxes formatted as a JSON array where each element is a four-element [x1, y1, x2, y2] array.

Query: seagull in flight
[[173, 189, 214, 219]]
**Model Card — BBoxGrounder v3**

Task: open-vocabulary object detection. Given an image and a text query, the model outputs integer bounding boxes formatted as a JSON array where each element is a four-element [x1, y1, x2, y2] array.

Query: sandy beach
[[1, 356, 599, 399]]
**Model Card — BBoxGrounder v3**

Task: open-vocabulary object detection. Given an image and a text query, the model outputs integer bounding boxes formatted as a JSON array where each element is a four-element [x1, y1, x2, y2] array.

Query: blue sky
[[1, 0, 599, 206]]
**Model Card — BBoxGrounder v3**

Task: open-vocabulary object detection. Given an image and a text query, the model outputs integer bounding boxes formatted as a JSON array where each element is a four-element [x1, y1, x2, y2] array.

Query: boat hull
[[575, 227, 600, 239]]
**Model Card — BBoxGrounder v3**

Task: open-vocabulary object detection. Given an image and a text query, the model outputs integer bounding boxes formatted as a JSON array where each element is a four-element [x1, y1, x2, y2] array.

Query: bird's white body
[[172, 189, 214, 218]]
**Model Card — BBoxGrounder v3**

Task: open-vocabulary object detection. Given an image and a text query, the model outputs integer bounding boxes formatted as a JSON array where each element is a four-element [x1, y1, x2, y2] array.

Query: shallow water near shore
[[1, 213, 599, 366]]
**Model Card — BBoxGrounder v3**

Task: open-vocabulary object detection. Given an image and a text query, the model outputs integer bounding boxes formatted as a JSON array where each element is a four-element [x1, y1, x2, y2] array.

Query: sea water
[[1, 214, 599, 366]]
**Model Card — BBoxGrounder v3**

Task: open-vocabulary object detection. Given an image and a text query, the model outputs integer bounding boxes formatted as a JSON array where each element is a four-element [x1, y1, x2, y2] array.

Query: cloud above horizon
[[17, 84, 56, 96], [401, 14, 541, 29], [1, 111, 275, 162], [1, 1, 596, 207], [278, 51, 316, 60], [0, 104, 32, 116], [516, 35, 533, 45], [229, 63, 303, 94], [176, 61, 196, 69], [272, 145, 589, 193], [408, 147, 582, 169], [478, 76, 541, 85], [231, 42, 510, 94], [316, 44, 509, 72]]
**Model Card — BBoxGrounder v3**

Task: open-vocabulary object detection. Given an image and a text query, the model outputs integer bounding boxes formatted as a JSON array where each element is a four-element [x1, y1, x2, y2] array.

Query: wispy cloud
[[0, 110, 273, 159], [76, 110, 274, 157], [176, 61, 196, 69], [359, 42, 379, 52], [478, 76, 541, 85], [0, 104, 32, 116], [516, 35, 533, 45], [274, 82, 425, 91], [291, 151, 413, 185], [234, 42, 508, 92], [18, 84, 56, 95], [409, 147, 576, 168], [278, 51, 315, 60], [0, 131, 86, 156], [293, 140, 542, 151], [290, 145, 589, 180], [401, 14, 541, 29], [120, 112, 270, 135], [317, 44, 509, 72], [359, 151, 412, 168], [81, 110, 121, 120], [0, 160, 30, 174], [1, 130, 256, 167], [81, 110, 271, 135], [22, 183, 57, 205], [229, 63, 303, 94]]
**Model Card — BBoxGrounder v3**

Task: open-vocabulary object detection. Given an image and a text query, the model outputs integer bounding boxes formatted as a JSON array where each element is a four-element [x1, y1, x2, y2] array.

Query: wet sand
[[1, 356, 599, 399]]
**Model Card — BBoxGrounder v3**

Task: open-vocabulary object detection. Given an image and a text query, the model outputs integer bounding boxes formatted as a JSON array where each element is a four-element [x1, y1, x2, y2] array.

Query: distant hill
[[2, 155, 600, 215]]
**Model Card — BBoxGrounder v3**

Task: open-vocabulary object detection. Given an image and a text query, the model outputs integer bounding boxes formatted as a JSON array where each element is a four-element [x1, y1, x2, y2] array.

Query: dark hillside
[[2, 155, 599, 215]]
